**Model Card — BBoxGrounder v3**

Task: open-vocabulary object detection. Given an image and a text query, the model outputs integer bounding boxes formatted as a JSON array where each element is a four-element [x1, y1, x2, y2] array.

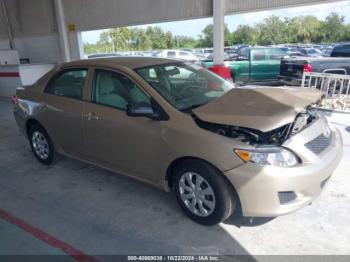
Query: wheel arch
[[165, 156, 235, 193], [25, 118, 62, 152], [25, 118, 44, 138]]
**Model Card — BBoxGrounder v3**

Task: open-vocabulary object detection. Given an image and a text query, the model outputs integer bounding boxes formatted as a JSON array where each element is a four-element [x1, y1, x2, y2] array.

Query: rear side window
[[270, 49, 286, 60], [239, 47, 249, 59], [45, 69, 88, 100], [251, 50, 266, 61]]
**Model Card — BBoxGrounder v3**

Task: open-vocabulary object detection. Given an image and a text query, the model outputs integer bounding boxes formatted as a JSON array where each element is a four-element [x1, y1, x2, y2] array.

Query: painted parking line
[[0, 208, 97, 262]]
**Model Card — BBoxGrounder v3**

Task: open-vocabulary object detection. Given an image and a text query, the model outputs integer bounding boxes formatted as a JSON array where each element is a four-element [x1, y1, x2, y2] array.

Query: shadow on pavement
[[1, 97, 254, 256]]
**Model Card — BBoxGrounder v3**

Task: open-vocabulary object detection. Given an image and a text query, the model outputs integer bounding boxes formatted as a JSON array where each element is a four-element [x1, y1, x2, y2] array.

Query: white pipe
[[54, 0, 71, 62], [213, 0, 225, 65]]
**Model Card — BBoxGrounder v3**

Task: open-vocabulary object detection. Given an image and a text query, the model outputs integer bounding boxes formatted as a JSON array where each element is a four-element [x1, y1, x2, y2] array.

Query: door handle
[[84, 112, 100, 120]]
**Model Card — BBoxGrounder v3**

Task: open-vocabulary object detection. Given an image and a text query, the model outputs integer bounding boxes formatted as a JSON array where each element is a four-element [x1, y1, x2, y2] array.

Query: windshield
[[136, 63, 234, 110]]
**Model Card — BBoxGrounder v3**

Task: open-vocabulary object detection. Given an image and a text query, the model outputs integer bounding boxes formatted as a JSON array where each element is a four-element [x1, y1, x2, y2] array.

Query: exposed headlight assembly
[[235, 146, 300, 167]]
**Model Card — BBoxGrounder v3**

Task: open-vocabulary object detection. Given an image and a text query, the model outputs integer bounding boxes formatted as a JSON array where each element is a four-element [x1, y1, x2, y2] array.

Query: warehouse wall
[[0, 0, 60, 63]]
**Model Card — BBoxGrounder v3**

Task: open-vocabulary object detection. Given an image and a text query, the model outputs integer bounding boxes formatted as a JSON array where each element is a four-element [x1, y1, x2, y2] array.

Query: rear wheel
[[29, 125, 55, 165], [173, 160, 236, 225]]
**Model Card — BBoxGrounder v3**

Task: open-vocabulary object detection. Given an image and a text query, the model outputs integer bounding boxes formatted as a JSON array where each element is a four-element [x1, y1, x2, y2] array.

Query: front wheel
[[173, 160, 236, 225]]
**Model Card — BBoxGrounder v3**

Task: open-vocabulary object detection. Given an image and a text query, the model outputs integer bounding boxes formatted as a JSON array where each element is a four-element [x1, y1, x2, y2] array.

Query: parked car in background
[[331, 43, 350, 57], [202, 47, 288, 82], [280, 50, 350, 86], [321, 47, 334, 57], [88, 53, 121, 58], [286, 51, 306, 57], [12, 57, 342, 225], [296, 48, 323, 57], [200, 48, 214, 58], [157, 49, 198, 62]]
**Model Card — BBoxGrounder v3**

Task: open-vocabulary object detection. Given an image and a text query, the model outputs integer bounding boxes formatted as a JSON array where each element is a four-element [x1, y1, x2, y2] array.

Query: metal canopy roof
[[0, 0, 342, 39]]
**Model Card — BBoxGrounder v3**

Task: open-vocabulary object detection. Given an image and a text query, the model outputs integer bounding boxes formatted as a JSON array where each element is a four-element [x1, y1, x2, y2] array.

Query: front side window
[[92, 69, 150, 110], [45, 69, 88, 99], [137, 63, 234, 111]]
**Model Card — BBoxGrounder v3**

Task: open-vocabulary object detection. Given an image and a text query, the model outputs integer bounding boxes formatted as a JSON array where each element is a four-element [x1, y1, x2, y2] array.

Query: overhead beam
[[62, 0, 343, 32]]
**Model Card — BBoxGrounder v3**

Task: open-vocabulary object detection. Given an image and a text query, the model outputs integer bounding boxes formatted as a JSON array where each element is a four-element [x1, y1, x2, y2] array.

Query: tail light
[[303, 63, 313, 73], [10, 95, 18, 105]]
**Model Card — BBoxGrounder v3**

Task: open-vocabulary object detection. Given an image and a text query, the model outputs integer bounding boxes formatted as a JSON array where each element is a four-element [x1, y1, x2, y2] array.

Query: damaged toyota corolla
[[13, 57, 343, 225]]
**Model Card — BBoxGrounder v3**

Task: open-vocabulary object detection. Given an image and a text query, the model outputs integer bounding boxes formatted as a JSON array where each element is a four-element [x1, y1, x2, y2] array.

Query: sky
[[82, 0, 350, 44]]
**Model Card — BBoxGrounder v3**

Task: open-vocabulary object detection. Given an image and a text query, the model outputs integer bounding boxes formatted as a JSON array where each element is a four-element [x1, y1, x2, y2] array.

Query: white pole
[[213, 0, 225, 65], [54, 0, 71, 62], [0, 0, 15, 50]]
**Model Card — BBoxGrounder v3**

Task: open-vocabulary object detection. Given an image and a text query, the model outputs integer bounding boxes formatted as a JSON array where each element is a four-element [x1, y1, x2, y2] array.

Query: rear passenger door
[[38, 68, 90, 157], [82, 68, 161, 183], [265, 49, 286, 80], [250, 49, 268, 81]]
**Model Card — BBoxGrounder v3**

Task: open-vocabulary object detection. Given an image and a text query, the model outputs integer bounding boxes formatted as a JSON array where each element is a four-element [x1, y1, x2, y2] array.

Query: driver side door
[[82, 68, 162, 183]]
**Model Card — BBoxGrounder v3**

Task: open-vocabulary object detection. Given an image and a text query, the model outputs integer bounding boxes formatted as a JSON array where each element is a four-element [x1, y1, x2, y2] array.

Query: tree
[[230, 25, 257, 45], [285, 16, 323, 43], [129, 28, 152, 50], [83, 12, 350, 55], [255, 16, 288, 45], [322, 13, 346, 42], [197, 24, 230, 47]]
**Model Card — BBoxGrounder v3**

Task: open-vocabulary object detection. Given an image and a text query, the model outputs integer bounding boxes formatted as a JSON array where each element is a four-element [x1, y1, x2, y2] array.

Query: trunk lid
[[193, 86, 322, 132]]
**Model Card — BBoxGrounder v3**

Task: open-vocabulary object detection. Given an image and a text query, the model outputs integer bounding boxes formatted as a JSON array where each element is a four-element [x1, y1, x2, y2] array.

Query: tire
[[29, 124, 55, 165], [173, 160, 236, 226]]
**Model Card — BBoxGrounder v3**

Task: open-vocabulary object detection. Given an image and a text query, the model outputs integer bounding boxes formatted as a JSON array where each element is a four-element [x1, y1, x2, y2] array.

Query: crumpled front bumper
[[225, 118, 343, 217]]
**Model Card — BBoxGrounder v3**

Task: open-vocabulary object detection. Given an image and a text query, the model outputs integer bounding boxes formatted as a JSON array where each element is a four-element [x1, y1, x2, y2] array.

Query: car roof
[[62, 56, 180, 70]]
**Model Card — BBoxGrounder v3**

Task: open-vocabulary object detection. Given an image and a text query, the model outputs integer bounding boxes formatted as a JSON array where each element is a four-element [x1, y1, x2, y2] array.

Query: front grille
[[305, 133, 332, 155], [278, 191, 297, 205]]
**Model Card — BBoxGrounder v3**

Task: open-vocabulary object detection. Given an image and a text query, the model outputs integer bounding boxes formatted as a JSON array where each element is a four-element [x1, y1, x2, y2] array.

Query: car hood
[[193, 86, 323, 132]]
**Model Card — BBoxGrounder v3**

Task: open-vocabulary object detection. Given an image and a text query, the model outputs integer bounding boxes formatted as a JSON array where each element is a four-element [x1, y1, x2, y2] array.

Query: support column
[[213, 0, 225, 65], [0, 0, 15, 49], [54, 0, 71, 62], [68, 31, 84, 61], [209, 0, 231, 80]]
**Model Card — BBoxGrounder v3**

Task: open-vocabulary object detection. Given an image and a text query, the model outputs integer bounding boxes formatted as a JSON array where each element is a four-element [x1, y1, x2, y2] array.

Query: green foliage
[[197, 24, 230, 47], [321, 13, 346, 42], [228, 25, 257, 45], [84, 13, 350, 54]]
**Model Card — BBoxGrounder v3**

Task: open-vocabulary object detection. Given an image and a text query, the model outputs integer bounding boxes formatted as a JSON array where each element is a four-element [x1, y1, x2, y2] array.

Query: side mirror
[[126, 102, 160, 120]]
